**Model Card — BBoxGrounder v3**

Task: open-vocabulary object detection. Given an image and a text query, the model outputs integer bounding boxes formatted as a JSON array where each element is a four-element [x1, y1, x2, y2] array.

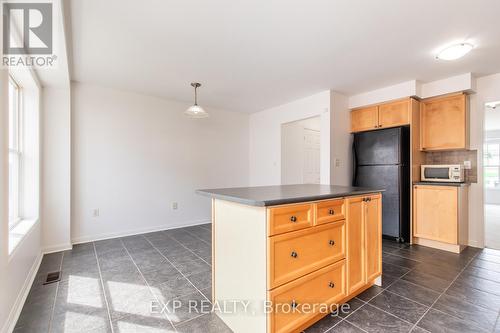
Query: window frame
[[8, 75, 23, 230]]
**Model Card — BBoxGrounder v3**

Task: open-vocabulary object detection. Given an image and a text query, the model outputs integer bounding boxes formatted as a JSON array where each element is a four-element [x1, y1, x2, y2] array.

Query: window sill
[[9, 218, 38, 257]]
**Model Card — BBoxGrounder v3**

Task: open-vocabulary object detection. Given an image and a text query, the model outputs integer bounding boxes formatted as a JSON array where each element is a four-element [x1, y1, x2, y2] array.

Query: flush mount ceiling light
[[185, 82, 209, 118], [436, 43, 474, 60]]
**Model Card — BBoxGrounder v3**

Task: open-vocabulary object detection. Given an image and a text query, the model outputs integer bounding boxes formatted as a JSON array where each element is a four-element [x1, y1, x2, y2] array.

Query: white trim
[[8, 219, 39, 259], [71, 219, 211, 244], [2, 252, 43, 333], [42, 243, 73, 254]]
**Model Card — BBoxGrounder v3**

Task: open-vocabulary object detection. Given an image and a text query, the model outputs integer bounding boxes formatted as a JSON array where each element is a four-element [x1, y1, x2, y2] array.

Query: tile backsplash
[[424, 150, 478, 183]]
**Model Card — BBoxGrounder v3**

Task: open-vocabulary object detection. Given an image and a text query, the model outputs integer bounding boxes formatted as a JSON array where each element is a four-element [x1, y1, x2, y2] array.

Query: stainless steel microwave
[[421, 164, 465, 183]]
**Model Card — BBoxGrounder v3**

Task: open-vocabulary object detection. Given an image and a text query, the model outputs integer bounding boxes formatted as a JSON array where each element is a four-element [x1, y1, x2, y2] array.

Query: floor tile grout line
[[159, 232, 212, 266], [47, 252, 64, 333], [142, 235, 212, 325], [343, 316, 370, 333], [381, 252, 497, 331], [119, 239, 178, 332], [408, 250, 484, 333], [93, 242, 116, 333]]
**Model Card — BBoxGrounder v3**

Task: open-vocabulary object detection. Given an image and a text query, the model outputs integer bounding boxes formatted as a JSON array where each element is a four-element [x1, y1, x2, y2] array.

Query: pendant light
[[185, 82, 209, 118]]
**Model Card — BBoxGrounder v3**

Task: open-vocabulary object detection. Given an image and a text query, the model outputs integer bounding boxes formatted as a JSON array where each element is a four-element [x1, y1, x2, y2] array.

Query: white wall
[[330, 91, 352, 186], [42, 87, 71, 252], [249, 91, 331, 186], [469, 73, 500, 247], [71, 83, 249, 243], [0, 68, 43, 333]]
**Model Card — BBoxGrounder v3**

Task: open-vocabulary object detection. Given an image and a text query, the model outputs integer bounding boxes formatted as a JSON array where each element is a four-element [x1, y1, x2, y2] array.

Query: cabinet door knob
[[328, 209, 335, 215], [290, 251, 298, 258], [290, 216, 297, 223], [329, 240, 335, 246], [291, 300, 299, 309], [328, 282, 335, 288]]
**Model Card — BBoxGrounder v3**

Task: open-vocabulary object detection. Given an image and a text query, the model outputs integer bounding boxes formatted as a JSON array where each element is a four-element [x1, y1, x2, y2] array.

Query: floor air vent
[[44, 271, 61, 285]]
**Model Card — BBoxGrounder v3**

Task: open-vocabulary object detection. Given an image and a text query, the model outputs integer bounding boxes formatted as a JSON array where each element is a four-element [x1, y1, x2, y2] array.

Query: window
[[8, 77, 22, 229], [484, 142, 500, 189]]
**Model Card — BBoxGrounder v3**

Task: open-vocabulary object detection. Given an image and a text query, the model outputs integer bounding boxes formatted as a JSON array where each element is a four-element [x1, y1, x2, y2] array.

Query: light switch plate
[[463, 161, 472, 169]]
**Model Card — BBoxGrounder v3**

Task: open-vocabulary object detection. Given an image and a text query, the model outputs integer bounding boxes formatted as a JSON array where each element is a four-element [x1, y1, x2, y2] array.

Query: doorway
[[281, 116, 321, 185], [484, 101, 500, 250]]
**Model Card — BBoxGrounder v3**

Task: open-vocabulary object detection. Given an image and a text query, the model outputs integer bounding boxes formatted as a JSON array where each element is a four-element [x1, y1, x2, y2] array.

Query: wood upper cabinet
[[351, 99, 412, 133], [346, 195, 382, 294], [378, 99, 410, 129], [420, 93, 468, 151], [350, 106, 379, 132]]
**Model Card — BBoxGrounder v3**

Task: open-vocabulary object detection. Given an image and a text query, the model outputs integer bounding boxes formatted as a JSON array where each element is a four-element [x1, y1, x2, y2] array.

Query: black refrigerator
[[352, 127, 410, 243]]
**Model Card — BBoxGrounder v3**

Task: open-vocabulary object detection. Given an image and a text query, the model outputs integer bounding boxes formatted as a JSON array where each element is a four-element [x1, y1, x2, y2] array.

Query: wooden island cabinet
[[198, 185, 382, 333]]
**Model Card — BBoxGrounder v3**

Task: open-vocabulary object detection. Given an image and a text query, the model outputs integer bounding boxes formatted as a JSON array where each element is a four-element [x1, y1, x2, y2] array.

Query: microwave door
[[424, 167, 451, 181]]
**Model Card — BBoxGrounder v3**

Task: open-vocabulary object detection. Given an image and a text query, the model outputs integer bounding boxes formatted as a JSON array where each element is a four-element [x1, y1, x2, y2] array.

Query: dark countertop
[[196, 184, 384, 207], [414, 182, 470, 187]]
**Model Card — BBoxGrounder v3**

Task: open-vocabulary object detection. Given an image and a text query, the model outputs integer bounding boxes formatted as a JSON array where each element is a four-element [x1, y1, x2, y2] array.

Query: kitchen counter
[[414, 182, 470, 187], [197, 184, 384, 206], [198, 186, 383, 333]]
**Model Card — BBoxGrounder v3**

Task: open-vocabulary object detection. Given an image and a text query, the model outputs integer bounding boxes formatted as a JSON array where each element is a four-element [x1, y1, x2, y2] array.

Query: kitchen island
[[197, 184, 383, 333]]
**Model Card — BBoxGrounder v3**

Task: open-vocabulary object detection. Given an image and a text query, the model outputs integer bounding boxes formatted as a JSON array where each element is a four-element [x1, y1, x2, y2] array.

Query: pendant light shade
[[185, 82, 209, 118]]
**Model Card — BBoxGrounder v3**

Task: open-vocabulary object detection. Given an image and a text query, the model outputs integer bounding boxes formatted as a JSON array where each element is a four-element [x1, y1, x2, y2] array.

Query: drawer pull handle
[[329, 240, 335, 246], [290, 216, 297, 223], [291, 300, 299, 309], [290, 251, 298, 258], [329, 209, 335, 215], [328, 282, 335, 288]]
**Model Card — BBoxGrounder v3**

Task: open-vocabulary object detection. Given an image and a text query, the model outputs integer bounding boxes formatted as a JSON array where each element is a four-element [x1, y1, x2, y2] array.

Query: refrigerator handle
[[352, 138, 357, 186]]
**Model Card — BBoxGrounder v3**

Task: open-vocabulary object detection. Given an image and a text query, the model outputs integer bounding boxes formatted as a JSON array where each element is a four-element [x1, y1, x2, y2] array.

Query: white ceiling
[[69, 0, 500, 113]]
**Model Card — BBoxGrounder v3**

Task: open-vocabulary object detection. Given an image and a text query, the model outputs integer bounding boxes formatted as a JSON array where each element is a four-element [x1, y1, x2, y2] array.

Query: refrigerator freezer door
[[353, 165, 401, 239], [353, 127, 402, 165]]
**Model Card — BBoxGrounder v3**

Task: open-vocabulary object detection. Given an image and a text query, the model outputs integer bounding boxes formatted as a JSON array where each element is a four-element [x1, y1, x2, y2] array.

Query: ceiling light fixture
[[185, 82, 209, 118], [436, 43, 474, 60]]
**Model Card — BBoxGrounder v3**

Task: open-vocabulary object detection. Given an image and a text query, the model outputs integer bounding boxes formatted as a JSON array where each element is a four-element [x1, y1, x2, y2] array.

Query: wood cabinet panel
[[365, 194, 382, 282], [346, 197, 365, 294], [420, 93, 468, 151], [268, 204, 313, 236], [378, 99, 410, 128], [413, 185, 458, 244], [315, 199, 345, 225], [268, 222, 345, 289], [268, 260, 346, 333], [351, 106, 379, 133]]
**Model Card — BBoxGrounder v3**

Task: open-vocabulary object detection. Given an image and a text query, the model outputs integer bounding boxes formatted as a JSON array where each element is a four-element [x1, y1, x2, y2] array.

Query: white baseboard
[[468, 239, 484, 248], [71, 219, 211, 245], [42, 243, 73, 254], [2, 252, 43, 333]]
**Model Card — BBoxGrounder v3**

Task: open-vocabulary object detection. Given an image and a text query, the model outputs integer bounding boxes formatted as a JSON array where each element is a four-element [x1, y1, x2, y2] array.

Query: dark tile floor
[[14, 226, 500, 333]]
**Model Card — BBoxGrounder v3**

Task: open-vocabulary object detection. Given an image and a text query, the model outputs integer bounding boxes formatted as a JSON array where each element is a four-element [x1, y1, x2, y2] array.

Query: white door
[[303, 128, 320, 184]]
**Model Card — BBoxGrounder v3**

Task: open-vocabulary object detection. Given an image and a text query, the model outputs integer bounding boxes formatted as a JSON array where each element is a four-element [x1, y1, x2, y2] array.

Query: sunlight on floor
[[67, 276, 103, 308]]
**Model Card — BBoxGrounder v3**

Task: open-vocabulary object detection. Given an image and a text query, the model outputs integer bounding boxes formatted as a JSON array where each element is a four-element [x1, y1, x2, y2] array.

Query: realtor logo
[[3, 2, 53, 55]]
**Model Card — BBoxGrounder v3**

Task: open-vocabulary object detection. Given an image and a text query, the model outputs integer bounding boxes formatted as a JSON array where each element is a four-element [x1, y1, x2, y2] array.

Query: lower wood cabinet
[[212, 193, 383, 333], [346, 194, 382, 294], [268, 260, 346, 333], [268, 221, 345, 289], [413, 185, 468, 252]]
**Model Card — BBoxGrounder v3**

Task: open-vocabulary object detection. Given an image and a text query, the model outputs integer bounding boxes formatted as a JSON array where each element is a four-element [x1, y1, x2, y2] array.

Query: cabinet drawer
[[268, 222, 345, 289], [268, 204, 314, 236], [315, 199, 345, 225], [268, 260, 346, 333]]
